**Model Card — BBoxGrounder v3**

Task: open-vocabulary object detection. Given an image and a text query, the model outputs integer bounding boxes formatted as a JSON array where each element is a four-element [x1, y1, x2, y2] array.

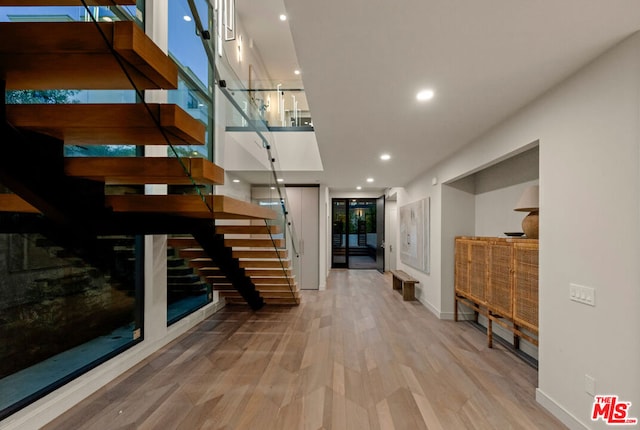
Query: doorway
[[331, 197, 384, 271]]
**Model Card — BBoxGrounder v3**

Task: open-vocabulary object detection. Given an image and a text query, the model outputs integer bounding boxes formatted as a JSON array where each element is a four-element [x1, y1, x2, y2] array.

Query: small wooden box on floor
[[391, 269, 418, 301], [454, 236, 539, 349]]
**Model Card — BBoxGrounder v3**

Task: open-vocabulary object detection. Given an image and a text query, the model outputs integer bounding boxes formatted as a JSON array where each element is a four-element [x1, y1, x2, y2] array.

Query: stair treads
[[215, 225, 283, 235], [65, 157, 221, 185], [239, 260, 291, 269], [0, 194, 39, 213], [0, 1, 135, 4], [172, 238, 284, 251], [7, 104, 205, 146], [251, 277, 296, 285], [224, 238, 285, 248], [232, 250, 288, 259], [243, 268, 292, 277], [105, 195, 278, 220], [0, 21, 177, 90]]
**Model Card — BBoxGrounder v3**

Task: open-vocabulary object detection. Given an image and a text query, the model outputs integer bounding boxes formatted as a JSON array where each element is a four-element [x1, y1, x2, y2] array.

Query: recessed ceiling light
[[102, 16, 113, 22], [294, 69, 301, 75], [356, 186, 362, 190], [232, 179, 240, 183], [279, 14, 287, 21], [366, 178, 374, 183], [380, 153, 391, 161], [183, 15, 192, 22], [416, 89, 435, 101], [277, 178, 284, 182]]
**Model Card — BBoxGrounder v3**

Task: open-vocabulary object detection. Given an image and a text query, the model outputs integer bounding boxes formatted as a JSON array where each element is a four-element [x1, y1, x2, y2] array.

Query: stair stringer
[[190, 222, 265, 311]]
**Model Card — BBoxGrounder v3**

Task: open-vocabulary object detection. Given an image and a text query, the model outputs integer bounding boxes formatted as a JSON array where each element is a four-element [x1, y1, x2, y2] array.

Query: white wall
[[440, 183, 475, 318], [392, 32, 640, 429], [475, 180, 538, 236]]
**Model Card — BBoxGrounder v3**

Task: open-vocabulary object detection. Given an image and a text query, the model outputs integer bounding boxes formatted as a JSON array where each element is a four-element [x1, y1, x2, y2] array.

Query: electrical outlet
[[585, 374, 596, 396], [570, 283, 595, 306]]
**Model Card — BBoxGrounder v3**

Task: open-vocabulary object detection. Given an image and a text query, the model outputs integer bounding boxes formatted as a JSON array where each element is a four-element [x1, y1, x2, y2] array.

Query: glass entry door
[[331, 199, 347, 268], [331, 198, 382, 269]]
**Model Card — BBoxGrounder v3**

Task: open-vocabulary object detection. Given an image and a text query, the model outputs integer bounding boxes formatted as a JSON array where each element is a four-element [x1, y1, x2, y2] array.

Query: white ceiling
[[237, 0, 640, 191]]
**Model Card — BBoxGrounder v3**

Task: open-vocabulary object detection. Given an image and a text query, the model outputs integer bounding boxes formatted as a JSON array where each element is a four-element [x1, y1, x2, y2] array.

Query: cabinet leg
[[487, 314, 493, 348], [454, 296, 458, 321], [514, 324, 520, 350]]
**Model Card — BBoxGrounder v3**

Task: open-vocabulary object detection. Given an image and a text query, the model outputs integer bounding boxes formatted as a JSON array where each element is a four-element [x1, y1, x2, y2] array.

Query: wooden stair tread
[[214, 225, 282, 235], [0, 1, 135, 4], [7, 104, 205, 146], [65, 157, 221, 185], [232, 250, 288, 259], [179, 246, 288, 261], [244, 269, 291, 276], [105, 195, 278, 220], [251, 278, 296, 285], [0, 21, 177, 90], [224, 238, 285, 248], [239, 260, 291, 269], [167, 237, 284, 252], [197, 268, 291, 277], [2, 194, 278, 221], [218, 289, 300, 297]]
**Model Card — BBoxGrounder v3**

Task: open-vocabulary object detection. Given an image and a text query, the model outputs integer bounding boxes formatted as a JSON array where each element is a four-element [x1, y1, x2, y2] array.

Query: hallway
[[45, 270, 565, 429]]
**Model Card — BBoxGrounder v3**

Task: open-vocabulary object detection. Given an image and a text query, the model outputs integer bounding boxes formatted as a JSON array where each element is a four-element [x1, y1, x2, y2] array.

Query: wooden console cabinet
[[454, 236, 538, 348]]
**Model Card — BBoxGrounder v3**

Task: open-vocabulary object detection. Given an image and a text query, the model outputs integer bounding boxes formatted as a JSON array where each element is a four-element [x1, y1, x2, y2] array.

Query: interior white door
[[286, 187, 319, 290]]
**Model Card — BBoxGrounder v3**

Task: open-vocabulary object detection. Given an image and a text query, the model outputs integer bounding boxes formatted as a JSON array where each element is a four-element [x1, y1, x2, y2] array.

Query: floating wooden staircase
[[0, 11, 299, 309], [0, 21, 176, 90], [167, 224, 300, 305], [6, 104, 206, 146]]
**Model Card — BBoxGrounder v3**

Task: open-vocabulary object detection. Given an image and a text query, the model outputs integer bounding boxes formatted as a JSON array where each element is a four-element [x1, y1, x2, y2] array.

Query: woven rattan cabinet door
[[454, 239, 470, 296], [513, 242, 539, 332], [468, 240, 488, 304], [487, 241, 513, 318]]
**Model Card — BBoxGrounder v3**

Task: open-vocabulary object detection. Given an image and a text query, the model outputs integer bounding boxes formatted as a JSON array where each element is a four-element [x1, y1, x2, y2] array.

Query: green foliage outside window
[[5, 89, 79, 104]]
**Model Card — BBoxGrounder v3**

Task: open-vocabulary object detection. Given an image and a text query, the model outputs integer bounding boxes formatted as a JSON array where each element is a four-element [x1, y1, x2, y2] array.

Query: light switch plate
[[585, 374, 596, 395], [570, 283, 595, 306]]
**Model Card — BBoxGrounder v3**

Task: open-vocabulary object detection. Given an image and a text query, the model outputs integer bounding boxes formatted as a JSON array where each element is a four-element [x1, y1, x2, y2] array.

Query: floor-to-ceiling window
[[165, 0, 214, 325], [0, 4, 144, 419]]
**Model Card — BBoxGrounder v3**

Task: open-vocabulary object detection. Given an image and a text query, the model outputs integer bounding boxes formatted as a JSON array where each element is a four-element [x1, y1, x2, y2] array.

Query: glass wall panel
[[331, 199, 378, 269], [0, 2, 144, 418], [166, 0, 214, 324], [0, 215, 143, 419], [332, 200, 347, 267]]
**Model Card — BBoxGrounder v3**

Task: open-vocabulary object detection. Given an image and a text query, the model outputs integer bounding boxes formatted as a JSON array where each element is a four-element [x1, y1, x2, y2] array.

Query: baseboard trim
[[536, 388, 589, 430], [415, 295, 441, 318]]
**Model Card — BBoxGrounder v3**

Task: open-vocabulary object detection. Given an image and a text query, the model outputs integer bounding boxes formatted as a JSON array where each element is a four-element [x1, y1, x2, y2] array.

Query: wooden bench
[[390, 270, 418, 301]]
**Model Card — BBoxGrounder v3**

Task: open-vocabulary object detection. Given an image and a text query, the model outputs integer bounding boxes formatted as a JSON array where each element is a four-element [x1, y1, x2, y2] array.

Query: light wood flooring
[[44, 270, 566, 429]]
